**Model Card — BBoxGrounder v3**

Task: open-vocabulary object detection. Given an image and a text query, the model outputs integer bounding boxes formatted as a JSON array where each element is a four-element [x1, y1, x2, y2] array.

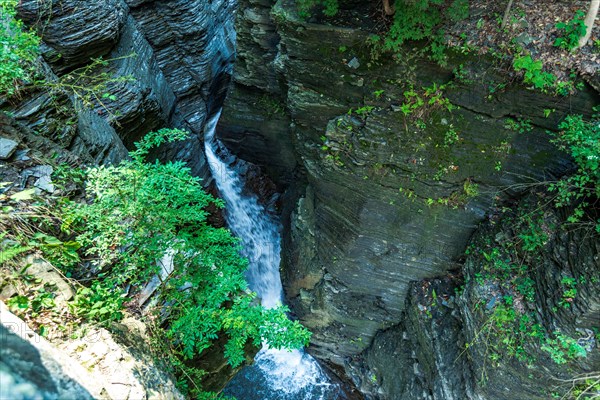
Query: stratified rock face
[[351, 196, 600, 400], [276, 0, 596, 363], [220, 0, 600, 397], [13, 0, 236, 174], [126, 0, 236, 133], [217, 0, 297, 186], [454, 193, 600, 400], [18, 0, 127, 72]]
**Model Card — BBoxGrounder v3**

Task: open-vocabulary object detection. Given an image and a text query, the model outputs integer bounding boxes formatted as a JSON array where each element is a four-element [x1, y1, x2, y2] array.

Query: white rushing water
[[204, 112, 341, 399]]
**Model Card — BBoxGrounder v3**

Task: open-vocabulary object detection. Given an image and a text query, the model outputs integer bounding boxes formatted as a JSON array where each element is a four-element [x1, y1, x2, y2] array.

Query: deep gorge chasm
[[1, 0, 599, 399]]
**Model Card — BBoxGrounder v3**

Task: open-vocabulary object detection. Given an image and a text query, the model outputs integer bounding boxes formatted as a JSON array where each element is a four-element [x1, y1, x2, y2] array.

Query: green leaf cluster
[[541, 332, 587, 364], [0, 0, 40, 96], [370, 0, 468, 65], [464, 202, 593, 372], [296, 0, 338, 17], [512, 54, 556, 92], [554, 10, 586, 51], [549, 111, 600, 231], [295, 0, 468, 65]]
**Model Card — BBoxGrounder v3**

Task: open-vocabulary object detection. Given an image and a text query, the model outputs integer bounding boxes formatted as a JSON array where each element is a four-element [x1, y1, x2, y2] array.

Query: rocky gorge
[[1, 0, 599, 399]]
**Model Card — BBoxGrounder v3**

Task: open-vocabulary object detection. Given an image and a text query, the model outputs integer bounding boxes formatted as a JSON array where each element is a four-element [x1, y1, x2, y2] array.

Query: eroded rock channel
[[1, 0, 598, 399]]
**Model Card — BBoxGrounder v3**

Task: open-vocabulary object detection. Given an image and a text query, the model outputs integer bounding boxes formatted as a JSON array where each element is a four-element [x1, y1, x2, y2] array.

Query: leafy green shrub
[[0, 232, 31, 264], [549, 111, 600, 231], [464, 200, 593, 374], [373, 0, 468, 65], [512, 54, 556, 92], [62, 129, 311, 370], [504, 117, 533, 134], [71, 282, 124, 322], [0, 0, 40, 96], [554, 10, 586, 51], [518, 215, 547, 251]]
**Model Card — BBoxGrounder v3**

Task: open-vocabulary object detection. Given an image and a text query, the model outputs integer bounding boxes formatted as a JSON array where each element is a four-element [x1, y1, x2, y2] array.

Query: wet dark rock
[[219, 0, 600, 398], [126, 0, 236, 133], [18, 0, 127, 72], [217, 0, 297, 186], [12, 0, 236, 177]]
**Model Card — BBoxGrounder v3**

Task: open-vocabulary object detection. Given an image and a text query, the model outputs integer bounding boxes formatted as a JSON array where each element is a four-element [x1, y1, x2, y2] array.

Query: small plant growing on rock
[[512, 54, 556, 92], [554, 10, 587, 51], [549, 111, 600, 232]]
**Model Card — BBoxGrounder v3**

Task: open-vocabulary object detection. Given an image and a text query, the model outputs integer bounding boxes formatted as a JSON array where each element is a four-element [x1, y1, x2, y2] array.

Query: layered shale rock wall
[[217, 0, 600, 398]]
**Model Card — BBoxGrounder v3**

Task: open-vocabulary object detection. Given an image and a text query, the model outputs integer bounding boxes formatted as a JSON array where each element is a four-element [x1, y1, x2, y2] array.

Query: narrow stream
[[204, 112, 342, 399]]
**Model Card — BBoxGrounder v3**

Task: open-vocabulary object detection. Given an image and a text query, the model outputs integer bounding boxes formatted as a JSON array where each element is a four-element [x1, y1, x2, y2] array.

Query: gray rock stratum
[[218, 0, 600, 398], [12, 0, 236, 177]]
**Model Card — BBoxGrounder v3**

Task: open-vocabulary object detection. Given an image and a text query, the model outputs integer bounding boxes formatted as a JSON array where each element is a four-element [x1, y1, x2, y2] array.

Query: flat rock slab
[[0, 137, 18, 160], [23, 165, 55, 193], [22, 256, 74, 304]]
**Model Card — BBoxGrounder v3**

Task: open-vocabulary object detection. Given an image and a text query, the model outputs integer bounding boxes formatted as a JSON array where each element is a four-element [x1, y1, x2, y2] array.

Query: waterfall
[[203, 112, 341, 399]]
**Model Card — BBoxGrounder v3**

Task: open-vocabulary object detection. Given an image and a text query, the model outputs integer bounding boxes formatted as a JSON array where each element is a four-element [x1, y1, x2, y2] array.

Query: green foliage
[[548, 112, 600, 231], [348, 105, 374, 117], [385, 0, 445, 51], [70, 282, 124, 322], [541, 332, 587, 364], [62, 129, 311, 373], [518, 215, 547, 252], [0, 0, 133, 111], [558, 277, 577, 308], [554, 10, 586, 51], [7, 288, 56, 317], [463, 179, 479, 198], [559, 374, 600, 400], [372, 89, 385, 99], [0, 233, 31, 264], [369, 0, 464, 66], [447, 0, 469, 21], [296, 0, 338, 17], [399, 82, 456, 118], [504, 117, 533, 134], [464, 203, 592, 374], [296, 0, 468, 66], [512, 54, 556, 92], [0, 0, 40, 96], [474, 303, 534, 364], [444, 126, 459, 146], [30, 233, 81, 271]]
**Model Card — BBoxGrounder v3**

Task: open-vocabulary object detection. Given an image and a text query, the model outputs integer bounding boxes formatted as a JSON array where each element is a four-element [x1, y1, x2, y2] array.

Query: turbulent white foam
[[255, 348, 334, 395], [204, 112, 336, 398]]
